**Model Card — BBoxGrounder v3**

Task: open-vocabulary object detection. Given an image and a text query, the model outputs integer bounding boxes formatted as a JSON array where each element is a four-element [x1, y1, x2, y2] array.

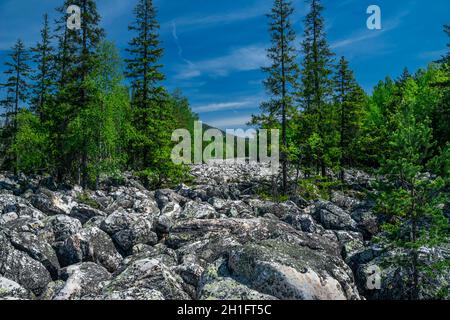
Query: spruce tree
[[125, 0, 183, 188], [31, 14, 55, 120], [125, 0, 165, 168], [0, 39, 31, 128], [251, 0, 299, 194], [333, 56, 366, 179], [298, 0, 334, 177], [0, 39, 31, 171], [376, 105, 449, 299]]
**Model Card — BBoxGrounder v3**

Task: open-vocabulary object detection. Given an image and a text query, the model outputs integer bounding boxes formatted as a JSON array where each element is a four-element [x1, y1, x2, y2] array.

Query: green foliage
[[251, 0, 299, 194], [375, 104, 449, 299], [297, 0, 335, 177], [297, 176, 341, 200], [10, 110, 49, 174], [67, 41, 130, 187], [30, 14, 55, 119], [76, 192, 100, 209]]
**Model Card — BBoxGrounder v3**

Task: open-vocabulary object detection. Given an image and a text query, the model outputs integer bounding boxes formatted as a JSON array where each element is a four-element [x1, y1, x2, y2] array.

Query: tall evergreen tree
[[333, 56, 366, 179], [0, 39, 31, 128], [30, 14, 55, 120], [0, 39, 31, 172], [298, 0, 334, 176], [125, 0, 165, 169], [251, 0, 299, 194]]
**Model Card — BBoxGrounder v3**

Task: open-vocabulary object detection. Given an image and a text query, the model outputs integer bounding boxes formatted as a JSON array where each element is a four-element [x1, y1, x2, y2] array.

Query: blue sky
[[0, 0, 448, 129]]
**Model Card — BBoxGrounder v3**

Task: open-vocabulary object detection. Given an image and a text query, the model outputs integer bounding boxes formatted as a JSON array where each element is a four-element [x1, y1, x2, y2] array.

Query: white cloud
[[192, 95, 263, 113], [193, 101, 252, 113], [174, 45, 268, 80]]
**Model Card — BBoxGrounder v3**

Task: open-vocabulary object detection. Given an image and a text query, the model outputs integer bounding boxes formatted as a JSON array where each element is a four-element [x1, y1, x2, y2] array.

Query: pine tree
[[125, 0, 165, 169], [298, 0, 335, 177], [30, 14, 55, 120], [251, 0, 299, 194], [0, 39, 31, 171], [333, 56, 366, 179], [376, 105, 449, 300], [0, 39, 31, 128]]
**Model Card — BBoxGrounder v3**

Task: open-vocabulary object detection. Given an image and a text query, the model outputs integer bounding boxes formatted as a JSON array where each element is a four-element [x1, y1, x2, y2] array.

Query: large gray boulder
[[44, 215, 82, 243], [228, 238, 361, 300], [314, 201, 358, 231], [105, 258, 190, 300], [100, 210, 157, 255], [70, 204, 106, 225], [54, 262, 111, 300], [54, 226, 122, 272], [7, 230, 60, 278], [0, 277, 32, 300], [198, 259, 276, 300], [180, 201, 218, 220], [31, 189, 75, 216], [0, 232, 52, 295]]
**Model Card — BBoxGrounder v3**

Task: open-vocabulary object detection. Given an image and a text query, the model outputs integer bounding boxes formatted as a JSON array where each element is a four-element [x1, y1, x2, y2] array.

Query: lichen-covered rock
[[227, 238, 361, 300], [31, 189, 75, 216], [0, 194, 45, 220], [246, 199, 301, 219], [180, 202, 218, 220], [314, 201, 358, 231], [351, 206, 379, 239], [198, 259, 276, 300], [54, 226, 122, 272], [208, 198, 253, 218], [54, 263, 111, 300], [354, 247, 450, 300], [0, 277, 32, 300], [125, 243, 178, 267], [100, 210, 157, 255], [283, 213, 325, 234], [70, 204, 106, 225], [330, 191, 362, 211], [44, 215, 82, 242], [84, 287, 165, 300], [0, 232, 52, 295], [105, 258, 190, 300], [7, 230, 60, 278], [39, 280, 66, 300]]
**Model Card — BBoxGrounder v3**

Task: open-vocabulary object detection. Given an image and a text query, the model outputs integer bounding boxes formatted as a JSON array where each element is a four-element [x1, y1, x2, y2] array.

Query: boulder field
[[0, 162, 448, 300]]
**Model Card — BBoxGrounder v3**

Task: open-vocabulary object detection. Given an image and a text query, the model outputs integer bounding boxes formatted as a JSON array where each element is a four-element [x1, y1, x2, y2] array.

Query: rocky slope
[[0, 162, 448, 300]]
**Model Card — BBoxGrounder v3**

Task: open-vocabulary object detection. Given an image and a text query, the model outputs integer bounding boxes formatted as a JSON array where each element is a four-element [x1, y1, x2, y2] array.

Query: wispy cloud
[[174, 45, 268, 80], [162, 3, 269, 32], [331, 10, 411, 50], [192, 95, 263, 113]]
